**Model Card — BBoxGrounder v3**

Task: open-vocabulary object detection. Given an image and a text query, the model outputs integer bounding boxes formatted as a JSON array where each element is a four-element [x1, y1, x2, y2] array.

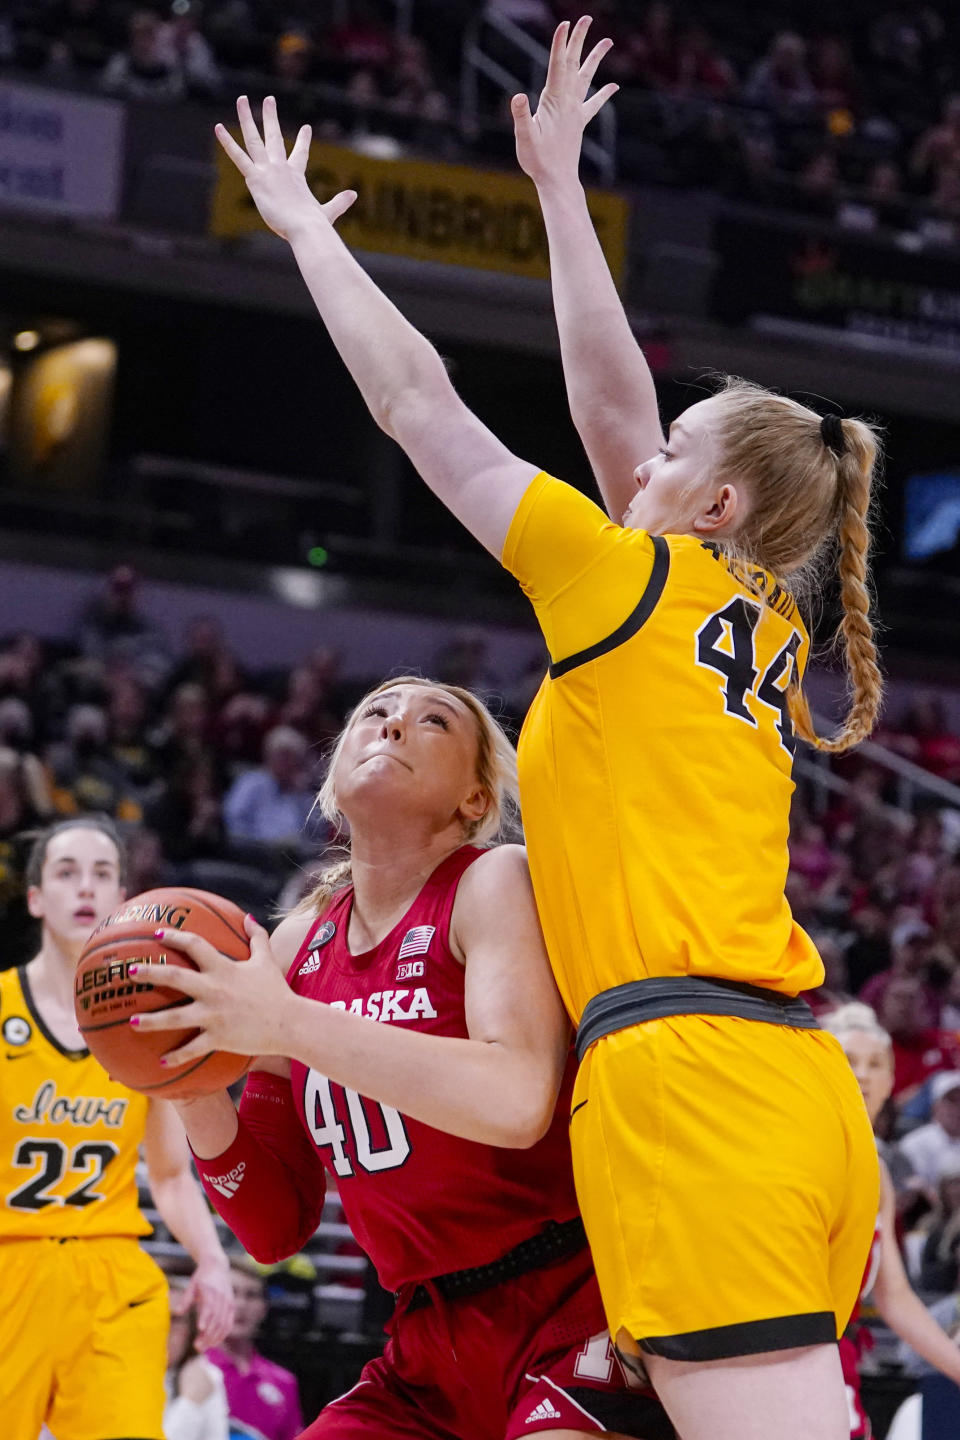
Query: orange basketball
[[74, 887, 252, 1099]]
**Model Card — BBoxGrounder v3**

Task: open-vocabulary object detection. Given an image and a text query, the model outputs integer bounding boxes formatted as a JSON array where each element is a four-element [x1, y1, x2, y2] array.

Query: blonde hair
[[298, 676, 520, 916], [821, 1001, 892, 1050], [709, 378, 883, 754]]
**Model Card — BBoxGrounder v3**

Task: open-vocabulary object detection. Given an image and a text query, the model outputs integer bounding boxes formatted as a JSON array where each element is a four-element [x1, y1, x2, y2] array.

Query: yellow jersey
[[0, 965, 150, 1238], [502, 472, 824, 1023]]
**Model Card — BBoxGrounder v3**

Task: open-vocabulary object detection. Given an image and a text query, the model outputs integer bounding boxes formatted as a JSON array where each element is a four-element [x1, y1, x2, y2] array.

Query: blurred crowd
[[0, 564, 534, 966], [3, 1, 960, 243]]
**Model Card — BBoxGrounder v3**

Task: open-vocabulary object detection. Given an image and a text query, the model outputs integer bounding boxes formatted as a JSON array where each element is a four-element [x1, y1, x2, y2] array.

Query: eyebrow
[[371, 690, 461, 716]]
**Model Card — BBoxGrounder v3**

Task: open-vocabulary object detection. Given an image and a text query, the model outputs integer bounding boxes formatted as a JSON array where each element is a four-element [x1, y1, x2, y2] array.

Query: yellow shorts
[[0, 1235, 168, 1440], [571, 1015, 879, 1361]]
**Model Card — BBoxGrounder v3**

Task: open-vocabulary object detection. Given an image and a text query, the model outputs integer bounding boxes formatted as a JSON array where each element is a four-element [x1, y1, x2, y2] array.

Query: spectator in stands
[[627, 0, 679, 91], [101, 7, 187, 100], [276, 664, 340, 749], [903, 695, 960, 784], [46, 704, 142, 822], [803, 933, 856, 1015], [126, 826, 175, 894], [271, 29, 314, 87], [207, 1257, 303, 1440], [150, 681, 214, 775], [77, 565, 168, 684], [861, 918, 941, 1025], [165, 1275, 229, 1440], [901, 1074, 960, 1187], [222, 725, 319, 847], [911, 94, 960, 192], [326, 0, 393, 75], [212, 690, 272, 775], [671, 23, 736, 102], [146, 753, 225, 863], [168, 616, 244, 707], [42, 0, 118, 77], [0, 747, 46, 966], [0, 698, 54, 819], [106, 676, 159, 797], [877, 976, 960, 1104], [156, 0, 221, 96], [918, 1160, 960, 1296], [791, 150, 841, 219], [743, 31, 817, 116]]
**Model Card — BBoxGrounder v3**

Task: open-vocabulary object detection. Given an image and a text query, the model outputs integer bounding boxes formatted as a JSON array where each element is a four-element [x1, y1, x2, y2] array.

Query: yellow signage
[[210, 139, 628, 286]]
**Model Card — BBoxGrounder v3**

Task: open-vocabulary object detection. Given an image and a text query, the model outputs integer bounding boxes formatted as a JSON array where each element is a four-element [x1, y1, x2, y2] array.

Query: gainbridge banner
[[210, 139, 628, 286]]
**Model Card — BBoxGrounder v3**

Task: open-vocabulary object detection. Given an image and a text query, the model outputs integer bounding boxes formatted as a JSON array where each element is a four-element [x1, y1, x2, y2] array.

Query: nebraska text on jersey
[[329, 988, 437, 1022]]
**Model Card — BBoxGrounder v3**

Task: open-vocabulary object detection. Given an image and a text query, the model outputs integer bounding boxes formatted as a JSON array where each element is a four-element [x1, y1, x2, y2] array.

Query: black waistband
[[399, 1216, 587, 1314], [576, 976, 819, 1063]]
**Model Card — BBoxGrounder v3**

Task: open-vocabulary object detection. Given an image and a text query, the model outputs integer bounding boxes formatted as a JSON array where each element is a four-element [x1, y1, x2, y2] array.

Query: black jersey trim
[[548, 534, 670, 680], [19, 966, 89, 1061], [638, 1310, 836, 1361]]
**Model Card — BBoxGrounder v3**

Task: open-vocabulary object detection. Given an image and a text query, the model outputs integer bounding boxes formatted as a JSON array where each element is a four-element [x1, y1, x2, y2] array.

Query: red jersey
[[287, 846, 580, 1293], [840, 1216, 882, 1439]]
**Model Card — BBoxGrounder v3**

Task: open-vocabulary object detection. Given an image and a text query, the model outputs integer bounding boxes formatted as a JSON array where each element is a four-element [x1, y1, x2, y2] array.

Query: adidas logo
[[525, 1397, 562, 1424], [298, 950, 323, 976], [207, 1161, 245, 1199]]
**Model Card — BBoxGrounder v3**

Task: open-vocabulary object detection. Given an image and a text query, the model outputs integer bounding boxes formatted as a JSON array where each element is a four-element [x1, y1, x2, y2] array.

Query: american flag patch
[[398, 925, 435, 959]]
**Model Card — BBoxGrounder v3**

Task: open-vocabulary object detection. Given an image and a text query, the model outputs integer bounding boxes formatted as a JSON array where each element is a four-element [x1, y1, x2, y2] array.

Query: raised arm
[[217, 96, 537, 559], [513, 17, 664, 521]]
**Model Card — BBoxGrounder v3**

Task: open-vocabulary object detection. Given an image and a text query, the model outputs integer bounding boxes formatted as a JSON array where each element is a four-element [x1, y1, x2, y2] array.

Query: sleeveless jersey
[[502, 471, 824, 1022], [0, 965, 150, 1238], [287, 846, 581, 1292]]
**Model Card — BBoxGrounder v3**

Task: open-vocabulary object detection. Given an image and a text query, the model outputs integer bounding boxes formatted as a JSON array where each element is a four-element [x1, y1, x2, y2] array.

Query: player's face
[[228, 1271, 268, 1342], [335, 685, 488, 834], [624, 398, 733, 537], [28, 828, 124, 950], [841, 1030, 894, 1124]]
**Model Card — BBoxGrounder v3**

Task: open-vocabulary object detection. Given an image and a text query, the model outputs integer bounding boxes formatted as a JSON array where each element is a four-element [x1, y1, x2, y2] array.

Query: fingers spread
[[322, 188, 358, 225], [583, 81, 619, 123], [236, 95, 267, 159], [215, 123, 252, 176], [289, 122, 313, 173], [261, 94, 289, 162], [567, 14, 593, 71], [544, 19, 570, 90], [579, 36, 614, 95]]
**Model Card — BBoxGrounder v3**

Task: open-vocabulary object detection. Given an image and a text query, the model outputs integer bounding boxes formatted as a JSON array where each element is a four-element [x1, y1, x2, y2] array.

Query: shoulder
[[451, 845, 537, 953], [270, 911, 319, 975], [456, 844, 531, 901]]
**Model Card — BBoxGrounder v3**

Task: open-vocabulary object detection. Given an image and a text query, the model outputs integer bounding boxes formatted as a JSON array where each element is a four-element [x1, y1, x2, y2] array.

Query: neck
[[346, 820, 466, 946], [30, 932, 82, 1005], [222, 1336, 256, 1366]]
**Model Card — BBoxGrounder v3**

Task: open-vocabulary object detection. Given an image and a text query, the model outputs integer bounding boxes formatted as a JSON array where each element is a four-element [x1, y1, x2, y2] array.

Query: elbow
[[378, 365, 450, 443], [494, 1088, 557, 1150]]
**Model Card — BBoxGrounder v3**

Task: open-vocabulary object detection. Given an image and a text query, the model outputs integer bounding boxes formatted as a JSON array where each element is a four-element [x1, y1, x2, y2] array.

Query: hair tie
[[820, 413, 847, 457]]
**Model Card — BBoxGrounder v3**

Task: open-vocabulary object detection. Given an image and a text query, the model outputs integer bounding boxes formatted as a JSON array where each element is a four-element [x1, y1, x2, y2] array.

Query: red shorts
[[839, 1331, 871, 1440], [302, 1248, 673, 1440]]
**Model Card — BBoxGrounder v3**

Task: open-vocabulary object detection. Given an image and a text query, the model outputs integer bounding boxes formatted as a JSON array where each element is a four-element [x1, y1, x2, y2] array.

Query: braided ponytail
[[788, 417, 883, 754]]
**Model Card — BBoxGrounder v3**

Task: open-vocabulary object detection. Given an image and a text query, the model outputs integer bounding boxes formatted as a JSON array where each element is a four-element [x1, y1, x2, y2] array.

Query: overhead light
[[13, 330, 40, 352]]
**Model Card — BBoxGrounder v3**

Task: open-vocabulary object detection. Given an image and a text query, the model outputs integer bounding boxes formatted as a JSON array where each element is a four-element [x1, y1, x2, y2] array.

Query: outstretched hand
[[216, 94, 356, 241], [128, 915, 296, 1068], [512, 16, 618, 189]]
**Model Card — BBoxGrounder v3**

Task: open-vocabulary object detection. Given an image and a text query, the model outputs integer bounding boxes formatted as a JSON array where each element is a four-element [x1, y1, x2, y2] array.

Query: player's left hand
[[512, 16, 619, 189], [129, 916, 295, 1065], [184, 1252, 235, 1351]]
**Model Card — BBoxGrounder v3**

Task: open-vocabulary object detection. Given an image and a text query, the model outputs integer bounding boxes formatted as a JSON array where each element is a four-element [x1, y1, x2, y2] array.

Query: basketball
[[74, 887, 252, 1099]]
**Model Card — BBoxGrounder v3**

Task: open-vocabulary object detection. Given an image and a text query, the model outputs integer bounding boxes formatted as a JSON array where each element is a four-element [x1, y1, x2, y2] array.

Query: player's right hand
[[512, 16, 618, 189], [216, 95, 356, 243]]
